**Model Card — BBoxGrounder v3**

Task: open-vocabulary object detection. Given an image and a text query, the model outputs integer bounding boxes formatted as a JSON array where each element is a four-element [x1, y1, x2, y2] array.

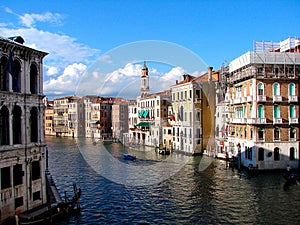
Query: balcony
[[230, 118, 247, 124], [288, 95, 298, 102], [241, 96, 247, 103], [233, 98, 241, 104], [289, 118, 298, 124], [247, 118, 266, 124], [273, 95, 282, 102], [273, 118, 283, 124], [257, 95, 266, 102], [246, 96, 253, 102]]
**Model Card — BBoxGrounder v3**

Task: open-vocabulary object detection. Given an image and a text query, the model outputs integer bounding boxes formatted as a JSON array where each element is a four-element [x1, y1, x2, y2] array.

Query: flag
[[6, 51, 19, 92]]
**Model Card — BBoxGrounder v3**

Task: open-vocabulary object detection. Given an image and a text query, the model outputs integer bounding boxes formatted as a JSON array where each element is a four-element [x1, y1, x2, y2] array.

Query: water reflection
[[46, 136, 300, 225]]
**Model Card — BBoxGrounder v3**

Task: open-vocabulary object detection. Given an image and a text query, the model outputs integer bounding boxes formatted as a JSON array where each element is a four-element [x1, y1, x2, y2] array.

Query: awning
[[143, 110, 149, 117], [135, 122, 151, 127], [138, 110, 144, 117]]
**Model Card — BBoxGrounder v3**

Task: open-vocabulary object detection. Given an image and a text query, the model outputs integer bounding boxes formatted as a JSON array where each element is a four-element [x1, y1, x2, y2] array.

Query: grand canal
[[45, 136, 300, 225]]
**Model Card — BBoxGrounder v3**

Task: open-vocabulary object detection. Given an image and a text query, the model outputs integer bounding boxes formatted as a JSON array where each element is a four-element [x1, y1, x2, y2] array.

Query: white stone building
[[0, 36, 48, 222], [226, 38, 300, 170]]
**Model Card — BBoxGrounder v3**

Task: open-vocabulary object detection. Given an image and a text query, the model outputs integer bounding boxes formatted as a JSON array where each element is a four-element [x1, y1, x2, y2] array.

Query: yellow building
[[170, 68, 218, 155]]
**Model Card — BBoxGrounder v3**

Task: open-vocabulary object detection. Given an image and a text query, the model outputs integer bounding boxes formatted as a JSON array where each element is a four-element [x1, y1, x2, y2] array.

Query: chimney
[[176, 80, 178, 84], [208, 67, 213, 82]]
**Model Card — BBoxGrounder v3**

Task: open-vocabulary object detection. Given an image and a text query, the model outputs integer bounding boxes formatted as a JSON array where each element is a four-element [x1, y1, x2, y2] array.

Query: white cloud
[[45, 66, 59, 76], [44, 61, 205, 99], [0, 26, 99, 72], [20, 12, 63, 27], [99, 54, 113, 64], [44, 63, 87, 96], [5, 7, 63, 28], [161, 66, 184, 81]]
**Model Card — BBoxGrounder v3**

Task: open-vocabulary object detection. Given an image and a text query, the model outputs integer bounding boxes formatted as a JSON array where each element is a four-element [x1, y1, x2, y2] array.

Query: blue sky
[[0, 0, 299, 99]]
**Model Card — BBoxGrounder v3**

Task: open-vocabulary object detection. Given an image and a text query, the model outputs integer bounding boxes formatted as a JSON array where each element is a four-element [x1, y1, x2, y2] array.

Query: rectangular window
[[1, 166, 11, 189], [13, 164, 23, 186], [32, 161, 41, 181], [15, 197, 24, 209], [274, 128, 280, 141], [196, 90, 200, 99], [33, 191, 41, 201]]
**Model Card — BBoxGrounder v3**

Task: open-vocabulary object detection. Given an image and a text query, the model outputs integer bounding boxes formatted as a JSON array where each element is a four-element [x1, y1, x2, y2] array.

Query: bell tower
[[141, 61, 149, 96]]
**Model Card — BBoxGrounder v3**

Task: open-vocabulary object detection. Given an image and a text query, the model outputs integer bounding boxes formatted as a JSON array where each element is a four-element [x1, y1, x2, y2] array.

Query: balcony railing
[[257, 95, 266, 102], [273, 118, 283, 124], [289, 118, 298, 124], [233, 98, 241, 104], [246, 96, 253, 102], [273, 95, 282, 102], [288, 95, 298, 102], [230, 118, 247, 124], [247, 118, 266, 124]]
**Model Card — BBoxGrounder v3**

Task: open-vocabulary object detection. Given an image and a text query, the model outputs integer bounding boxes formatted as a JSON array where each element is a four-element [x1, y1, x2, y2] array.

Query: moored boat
[[17, 183, 81, 225], [123, 154, 136, 160]]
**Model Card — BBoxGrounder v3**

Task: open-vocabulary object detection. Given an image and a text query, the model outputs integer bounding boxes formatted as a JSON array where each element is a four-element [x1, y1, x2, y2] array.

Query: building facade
[[226, 38, 300, 170], [0, 36, 48, 221], [127, 62, 171, 147], [44, 100, 54, 136], [112, 101, 129, 141]]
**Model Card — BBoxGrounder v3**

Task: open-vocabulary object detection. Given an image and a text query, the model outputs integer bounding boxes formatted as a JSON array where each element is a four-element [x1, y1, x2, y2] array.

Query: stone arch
[[30, 63, 38, 94], [0, 56, 8, 91], [12, 58, 21, 92]]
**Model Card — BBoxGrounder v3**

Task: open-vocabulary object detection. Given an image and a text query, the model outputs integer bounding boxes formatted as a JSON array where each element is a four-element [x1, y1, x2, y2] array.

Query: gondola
[[17, 183, 81, 225]]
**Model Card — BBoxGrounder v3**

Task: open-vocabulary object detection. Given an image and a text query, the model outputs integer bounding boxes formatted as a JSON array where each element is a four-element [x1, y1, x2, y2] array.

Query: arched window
[[290, 105, 296, 118], [12, 59, 21, 93], [258, 148, 264, 161], [290, 128, 296, 140], [258, 105, 264, 118], [258, 83, 264, 95], [274, 105, 280, 118], [274, 127, 280, 140], [13, 106, 22, 144], [289, 83, 295, 96], [289, 147, 296, 161], [274, 147, 280, 161], [258, 128, 264, 140], [30, 107, 38, 142], [30, 64, 38, 94], [0, 106, 10, 145], [0, 56, 8, 91], [273, 83, 280, 96]]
